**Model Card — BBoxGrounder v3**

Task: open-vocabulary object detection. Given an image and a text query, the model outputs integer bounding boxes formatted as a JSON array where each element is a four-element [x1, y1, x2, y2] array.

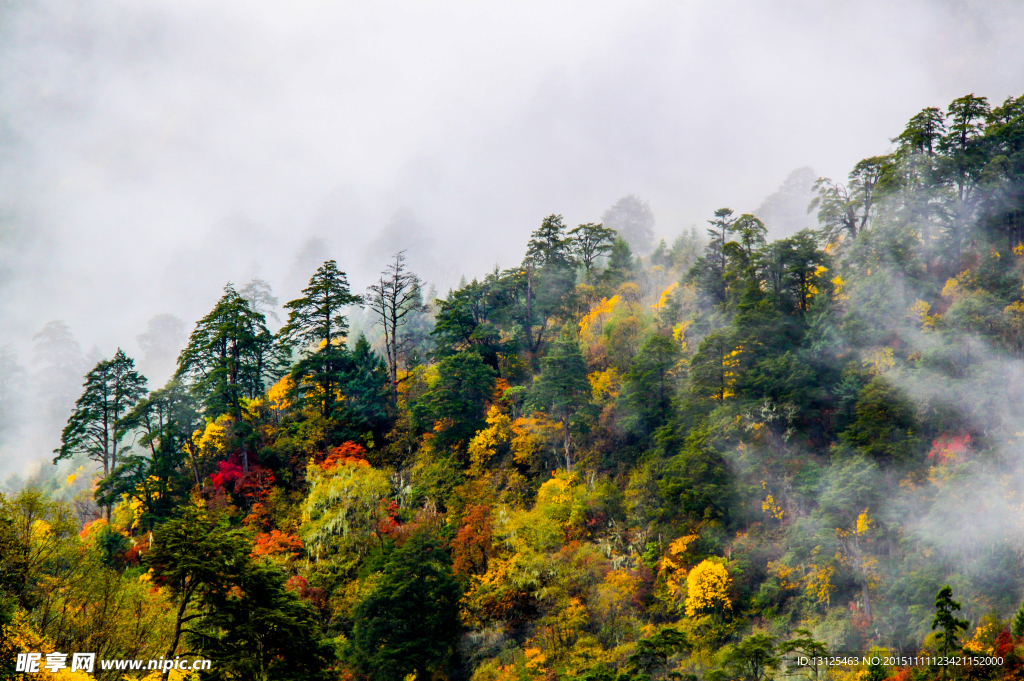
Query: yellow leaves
[[588, 367, 620, 405], [579, 295, 619, 338], [759, 481, 784, 520], [684, 559, 732, 616], [831, 275, 848, 300], [941, 269, 975, 299], [510, 414, 561, 468], [195, 414, 233, 458], [862, 347, 894, 375], [909, 299, 936, 331], [855, 508, 873, 536], [805, 563, 836, 606], [658, 534, 698, 603], [524, 646, 547, 673], [468, 406, 514, 474], [768, 561, 798, 590], [30, 519, 51, 542], [668, 534, 698, 556], [1015, 243, 1024, 256], [761, 494, 785, 520], [653, 282, 679, 311], [65, 474, 76, 487]]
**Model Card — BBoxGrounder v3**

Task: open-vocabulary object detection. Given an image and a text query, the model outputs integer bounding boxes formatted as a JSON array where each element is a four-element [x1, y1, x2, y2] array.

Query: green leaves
[[176, 284, 276, 417], [280, 260, 361, 354], [54, 348, 148, 511], [351, 532, 462, 681]]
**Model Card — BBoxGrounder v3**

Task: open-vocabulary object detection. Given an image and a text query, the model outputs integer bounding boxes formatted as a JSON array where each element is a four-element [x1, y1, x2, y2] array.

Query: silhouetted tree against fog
[[367, 251, 427, 402], [32, 321, 85, 440], [239, 277, 280, 323], [0, 347, 25, 444], [602, 194, 655, 255], [137, 313, 186, 381]]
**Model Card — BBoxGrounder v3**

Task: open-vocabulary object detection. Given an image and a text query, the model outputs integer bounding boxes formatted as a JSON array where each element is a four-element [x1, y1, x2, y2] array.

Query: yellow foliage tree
[[684, 559, 732, 616]]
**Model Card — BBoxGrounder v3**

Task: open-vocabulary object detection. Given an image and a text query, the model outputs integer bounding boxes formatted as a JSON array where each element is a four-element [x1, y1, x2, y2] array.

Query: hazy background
[[2, 0, 1023, 477]]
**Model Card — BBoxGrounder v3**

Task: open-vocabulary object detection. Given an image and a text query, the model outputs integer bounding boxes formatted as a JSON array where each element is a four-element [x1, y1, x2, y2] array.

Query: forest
[[3, 91, 1024, 681]]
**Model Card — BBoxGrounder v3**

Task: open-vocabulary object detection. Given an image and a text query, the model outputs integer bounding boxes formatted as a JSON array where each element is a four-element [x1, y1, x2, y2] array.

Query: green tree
[[97, 379, 201, 528], [688, 329, 737, 403], [54, 349, 147, 477], [352, 532, 462, 681], [525, 214, 576, 269], [145, 507, 251, 680], [1011, 600, 1024, 638], [522, 215, 578, 353], [658, 428, 732, 524], [54, 349, 147, 520], [413, 351, 496, 454], [626, 627, 689, 680], [623, 333, 681, 437], [713, 633, 779, 681], [431, 278, 503, 368], [281, 260, 361, 352], [176, 285, 276, 420], [931, 586, 970, 659], [838, 377, 920, 464], [569, 222, 616, 273], [777, 630, 828, 681], [529, 327, 591, 471], [280, 260, 361, 416], [0, 494, 28, 630], [191, 560, 336, 681]]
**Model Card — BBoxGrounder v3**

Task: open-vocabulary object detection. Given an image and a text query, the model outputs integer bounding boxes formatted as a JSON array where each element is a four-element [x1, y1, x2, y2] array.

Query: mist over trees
[[5, 90, 1024, 681]]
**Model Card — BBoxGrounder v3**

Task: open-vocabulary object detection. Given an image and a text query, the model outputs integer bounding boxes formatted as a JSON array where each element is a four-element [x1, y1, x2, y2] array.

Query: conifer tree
[[280, 260, 361, 352], [529, 327, 590, 471], [176, 285, 275, 419], [54, 349, 147, 517], [352, 532, 461, 681]]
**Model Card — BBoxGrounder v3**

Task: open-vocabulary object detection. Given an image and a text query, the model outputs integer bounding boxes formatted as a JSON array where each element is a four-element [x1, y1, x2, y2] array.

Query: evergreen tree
[[521, 215, 578, 353], [623, 333, 681, 437], [193, 561, 336, 681], [1012, 601, 1024, 639], [96, 379, 201, 527], [414, 351, 496, 454], [176, 285, 276, 419], [54, 349, 147, 517], [145, 507, 252, 681], [932, 585, 969, 679], [529, 328, 591, 471], [281, 260, 361, 353], [352, 532, 462, 681]]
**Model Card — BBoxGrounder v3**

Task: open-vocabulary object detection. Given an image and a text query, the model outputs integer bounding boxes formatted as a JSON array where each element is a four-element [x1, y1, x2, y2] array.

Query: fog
[[1, 0, 1023, 475]]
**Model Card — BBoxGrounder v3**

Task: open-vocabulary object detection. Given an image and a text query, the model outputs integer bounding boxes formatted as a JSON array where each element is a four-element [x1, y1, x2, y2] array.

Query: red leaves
[[252, 530, 303, 559], [453, 505, 493, 575], [211, 459, 244, 489], [320, 442, 369, 471], [927, 433, 971, 465]]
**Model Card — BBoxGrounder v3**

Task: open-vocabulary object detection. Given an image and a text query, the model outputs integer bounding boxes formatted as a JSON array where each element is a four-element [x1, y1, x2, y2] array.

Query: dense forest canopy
[[4, 91, 1024, 681]]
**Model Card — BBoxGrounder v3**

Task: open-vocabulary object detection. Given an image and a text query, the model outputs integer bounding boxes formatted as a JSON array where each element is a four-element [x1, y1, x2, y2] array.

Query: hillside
[[3, 91, 1024, 681]]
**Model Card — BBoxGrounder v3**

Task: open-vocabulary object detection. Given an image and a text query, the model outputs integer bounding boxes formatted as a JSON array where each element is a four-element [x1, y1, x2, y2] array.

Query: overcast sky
[[1, 0, 1023, 364]]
